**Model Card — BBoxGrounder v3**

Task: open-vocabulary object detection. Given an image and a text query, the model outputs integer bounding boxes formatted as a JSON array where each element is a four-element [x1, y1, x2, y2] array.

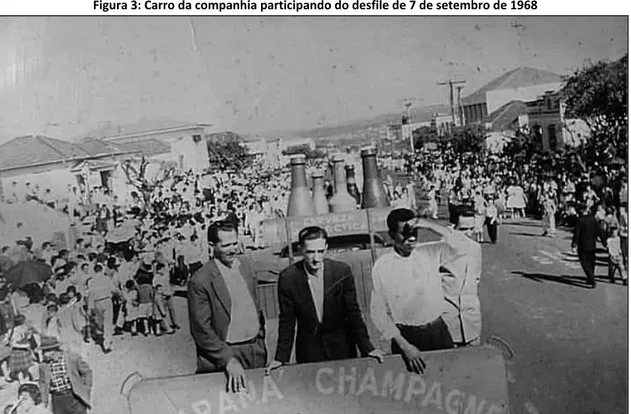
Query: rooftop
[[83, 119, 213, 141], [462, 67, 563, 106], [0, 135, 170, 171], [0, 135, 93, 171], [484, 100, 528, 132]]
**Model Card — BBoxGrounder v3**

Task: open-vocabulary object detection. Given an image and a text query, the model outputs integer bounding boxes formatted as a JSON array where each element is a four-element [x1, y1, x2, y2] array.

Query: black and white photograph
[[0, 16, 627, 414]]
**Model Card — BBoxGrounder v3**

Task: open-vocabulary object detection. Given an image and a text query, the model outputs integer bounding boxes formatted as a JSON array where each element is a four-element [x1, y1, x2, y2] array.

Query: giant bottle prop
[[286, 154, 315, 217], [328, 154, 357, 213], [311, 170, 329, 215], [345, 164, 362, 207], [360, 146, 390, 209]]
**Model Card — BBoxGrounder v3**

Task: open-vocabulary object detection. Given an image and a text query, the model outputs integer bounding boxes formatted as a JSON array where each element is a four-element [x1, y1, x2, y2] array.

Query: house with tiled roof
[[0, 134, 171, 203], [86, 120, 213, 174], [462, 67, 563, 125]]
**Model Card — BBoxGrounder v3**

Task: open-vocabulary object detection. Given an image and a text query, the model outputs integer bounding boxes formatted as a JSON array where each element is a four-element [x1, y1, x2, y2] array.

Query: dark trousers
[[448, 206, 459, 227], [486, 220, 498, 244], [196, 335, 267, 374], [51, 390, 88, 414], [621, 236, 628, 269], [391, 317, 454, 371], [578, 250, 596, 285]]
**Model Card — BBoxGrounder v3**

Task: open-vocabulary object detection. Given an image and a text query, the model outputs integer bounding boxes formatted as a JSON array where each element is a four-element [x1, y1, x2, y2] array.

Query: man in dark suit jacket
[[188, 220, 267, 393], [266, 226, 384, 373], [572, 204, 606, 288]]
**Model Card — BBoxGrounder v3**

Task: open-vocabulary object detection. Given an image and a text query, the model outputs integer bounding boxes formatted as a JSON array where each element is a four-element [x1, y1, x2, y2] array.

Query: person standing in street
[[38, 336, 92, 414], [266, 226, 384, 374], [485, 195, 499, 244], [619, 202, 628, 274], [542, 191, 557, 237], [187, 220, 267, 393], [87, 263, 119, 353], [572, 204, 607, 289]]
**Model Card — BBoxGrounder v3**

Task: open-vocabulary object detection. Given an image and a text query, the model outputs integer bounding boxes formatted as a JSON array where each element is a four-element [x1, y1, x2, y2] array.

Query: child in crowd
[[607, 227, 627, 286], [485, 195, 499, 244], [152, 285, 175, 336], [119, 280, 140, 336], [4, 315, 36, 383]]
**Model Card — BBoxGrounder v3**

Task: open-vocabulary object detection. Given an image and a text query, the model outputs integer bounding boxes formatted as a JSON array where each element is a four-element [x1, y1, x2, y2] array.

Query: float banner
[[262, 207, 394, 245], [126, 345, 509, 414]]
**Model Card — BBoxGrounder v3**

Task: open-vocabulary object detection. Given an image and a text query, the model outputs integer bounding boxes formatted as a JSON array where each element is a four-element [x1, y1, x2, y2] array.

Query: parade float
[[122, 147, 511, 414]]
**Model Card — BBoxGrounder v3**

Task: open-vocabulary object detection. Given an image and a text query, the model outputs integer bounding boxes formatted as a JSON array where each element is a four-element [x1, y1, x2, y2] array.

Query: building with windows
[[461, 67, 563, 125], [0, 135, 169, 202], [94, 123, 212, 173], [522, 91, 590, 152]]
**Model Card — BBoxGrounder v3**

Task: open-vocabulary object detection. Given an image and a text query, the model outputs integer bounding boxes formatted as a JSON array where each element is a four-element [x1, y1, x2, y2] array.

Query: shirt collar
[[50, 352, 65, 364], [214, 257, 240, 271], [303, 262, 323, 279]]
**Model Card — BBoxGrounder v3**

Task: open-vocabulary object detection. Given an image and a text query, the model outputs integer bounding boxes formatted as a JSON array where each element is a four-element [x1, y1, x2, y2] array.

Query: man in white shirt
[[370, 208, 463, 374]]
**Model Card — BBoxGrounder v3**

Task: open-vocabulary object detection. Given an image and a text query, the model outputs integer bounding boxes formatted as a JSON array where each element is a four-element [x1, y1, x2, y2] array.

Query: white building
[[462, 67, 563, 125], [94, 124, 212, 174], [242, 136, 317, 169], [522, 91, 590, 151]]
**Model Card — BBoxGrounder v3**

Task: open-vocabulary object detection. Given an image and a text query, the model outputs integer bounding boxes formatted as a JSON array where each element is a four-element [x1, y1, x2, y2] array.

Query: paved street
[[1, 219, 625, 414], [480, 219, 628, 414]]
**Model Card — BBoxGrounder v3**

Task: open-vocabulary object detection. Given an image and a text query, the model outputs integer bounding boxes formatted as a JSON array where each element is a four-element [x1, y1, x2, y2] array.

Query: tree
[[413, 126, 439, 149], [207, 140, 251, 171], [444, 123, 487, 154], [120, 157, 176, 213], [561, 55, 628, 166]]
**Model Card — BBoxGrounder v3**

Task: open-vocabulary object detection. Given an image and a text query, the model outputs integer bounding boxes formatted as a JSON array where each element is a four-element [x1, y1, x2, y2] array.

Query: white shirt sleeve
[[369, 259, 400, 341]]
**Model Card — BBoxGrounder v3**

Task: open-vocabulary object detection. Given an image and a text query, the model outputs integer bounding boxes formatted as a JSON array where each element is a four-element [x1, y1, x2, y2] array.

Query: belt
[[94, 297, 110, 302], [51, 388, 73, 396], [227, 333, 262, 347], [396, 317, 443, 331]]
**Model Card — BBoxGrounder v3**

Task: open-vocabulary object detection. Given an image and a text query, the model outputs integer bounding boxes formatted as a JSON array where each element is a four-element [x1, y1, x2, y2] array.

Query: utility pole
[[404, 102, 413, 152], [438, 79, 466, 126], [456, 85, 465, 126]]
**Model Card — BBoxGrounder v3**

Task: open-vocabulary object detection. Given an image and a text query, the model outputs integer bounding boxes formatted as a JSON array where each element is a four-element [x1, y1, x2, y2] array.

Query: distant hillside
[[290, 104, 450, 141]]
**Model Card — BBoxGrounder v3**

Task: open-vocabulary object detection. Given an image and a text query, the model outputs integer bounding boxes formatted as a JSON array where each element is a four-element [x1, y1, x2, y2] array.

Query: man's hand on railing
[[265, 359, 284, 376], [367, 349, 386, 363]]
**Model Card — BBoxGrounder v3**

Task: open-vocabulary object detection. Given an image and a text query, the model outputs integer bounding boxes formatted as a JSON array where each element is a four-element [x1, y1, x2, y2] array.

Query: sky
[[0, 16, 627, 142]]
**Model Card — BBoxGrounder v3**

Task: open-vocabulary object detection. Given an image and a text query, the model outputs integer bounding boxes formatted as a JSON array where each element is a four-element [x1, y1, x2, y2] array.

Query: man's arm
[[572, 219, 580, 249], [38, 364, 49, 407], [187, 279, 234, 369], [341, 265, 374, 356], [370, 263, 401, 342], [76, 355, 93, 396], [274, 271, 297, 364]]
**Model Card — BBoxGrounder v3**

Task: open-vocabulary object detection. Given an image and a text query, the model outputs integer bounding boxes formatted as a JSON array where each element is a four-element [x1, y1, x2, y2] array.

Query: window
[[547, 124, 557, 151]]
